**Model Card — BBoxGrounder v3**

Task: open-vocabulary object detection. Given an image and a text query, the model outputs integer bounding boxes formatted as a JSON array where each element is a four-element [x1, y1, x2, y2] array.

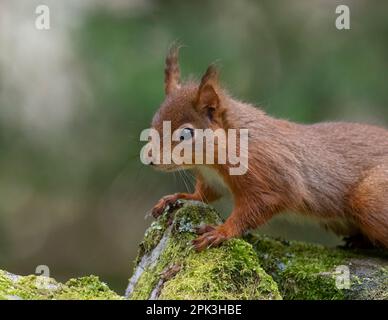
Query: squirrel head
[[147, 45, 227, 172]]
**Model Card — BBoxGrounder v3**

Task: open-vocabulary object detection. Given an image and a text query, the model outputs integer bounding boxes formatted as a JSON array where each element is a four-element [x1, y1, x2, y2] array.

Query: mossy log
[[126, 201, 281, 300], [127, 200, 388, 300], [0, 271, 121, 300], [1, 201, 386, 300], [250, 235, 387, 299]]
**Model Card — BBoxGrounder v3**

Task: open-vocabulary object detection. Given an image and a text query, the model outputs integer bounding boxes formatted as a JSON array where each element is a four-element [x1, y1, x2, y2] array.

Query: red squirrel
[[146, 45, 388, 251]]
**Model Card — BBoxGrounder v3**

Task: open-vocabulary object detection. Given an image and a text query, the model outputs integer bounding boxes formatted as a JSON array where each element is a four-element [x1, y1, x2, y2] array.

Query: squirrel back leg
[[319, 220, 376, 248], [348, 164, 388, 248]]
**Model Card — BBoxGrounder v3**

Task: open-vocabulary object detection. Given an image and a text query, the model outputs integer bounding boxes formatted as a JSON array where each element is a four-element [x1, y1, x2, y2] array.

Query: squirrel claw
[[192, 227, 228, 251], [151, 194, 181, 218], [151, 203, 165, 218], [194, 224, 216, 235]]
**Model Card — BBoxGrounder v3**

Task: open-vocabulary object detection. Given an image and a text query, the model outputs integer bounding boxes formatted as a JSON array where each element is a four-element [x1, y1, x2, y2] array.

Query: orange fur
[[149, 46, 388, 251]]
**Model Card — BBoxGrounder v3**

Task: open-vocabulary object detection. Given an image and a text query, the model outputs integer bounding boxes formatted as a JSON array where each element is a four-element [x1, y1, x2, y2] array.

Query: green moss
[[248, 235, 347, 299], [0, 270, 121, 300], [160, 240, 280, 300], [134, 209, 171, 266], [132, 202, 388, 300], [128, 201, 281, 300], [134, 201, 221, 265], [57, 276, 122, 300], [248, 234, 388, 300]]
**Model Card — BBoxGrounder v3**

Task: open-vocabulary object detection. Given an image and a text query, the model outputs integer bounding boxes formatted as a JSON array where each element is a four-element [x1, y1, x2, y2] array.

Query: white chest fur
[[196, 166, 230, 196]]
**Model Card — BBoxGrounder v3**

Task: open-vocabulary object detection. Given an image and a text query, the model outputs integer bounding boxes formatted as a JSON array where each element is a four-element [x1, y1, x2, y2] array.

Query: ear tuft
[[196, 64, 221, 119], [164, 42, 182, 95], [200, 64, 219, 87]]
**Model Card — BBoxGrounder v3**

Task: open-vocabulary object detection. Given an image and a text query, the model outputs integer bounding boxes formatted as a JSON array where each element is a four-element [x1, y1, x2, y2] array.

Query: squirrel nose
[[149, 161, 154, 166]]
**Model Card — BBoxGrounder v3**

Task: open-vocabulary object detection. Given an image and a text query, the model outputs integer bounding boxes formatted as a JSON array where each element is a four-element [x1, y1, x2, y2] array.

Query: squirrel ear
[[196, 65, 220, 117], [164, 43, 181, 95]]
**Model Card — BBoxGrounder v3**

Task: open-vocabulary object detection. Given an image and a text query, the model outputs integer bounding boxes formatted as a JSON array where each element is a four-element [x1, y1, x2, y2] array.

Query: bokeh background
[[1, 0, 387, 293]]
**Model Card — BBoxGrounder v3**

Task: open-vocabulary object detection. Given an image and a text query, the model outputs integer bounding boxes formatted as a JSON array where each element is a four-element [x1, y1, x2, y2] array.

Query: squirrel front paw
[[151, 194, 181, 218], [192, 225, 229, 251]]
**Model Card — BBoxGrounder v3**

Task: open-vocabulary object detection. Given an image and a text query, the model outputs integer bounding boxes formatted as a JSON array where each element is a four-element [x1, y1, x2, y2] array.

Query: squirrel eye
[[180, 128, 194, 141]]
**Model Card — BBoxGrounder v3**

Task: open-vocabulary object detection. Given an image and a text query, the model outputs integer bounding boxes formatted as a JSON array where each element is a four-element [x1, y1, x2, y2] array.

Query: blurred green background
[[0, 0, 387, 293]]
